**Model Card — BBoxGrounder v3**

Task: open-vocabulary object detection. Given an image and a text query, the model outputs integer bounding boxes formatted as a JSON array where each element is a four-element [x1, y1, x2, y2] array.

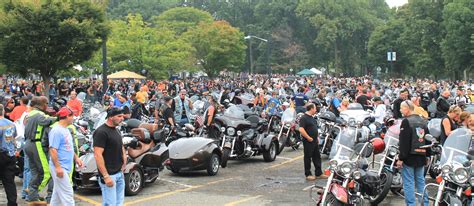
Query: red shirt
[[9, 105, 27, 122], [67, 99, 83, 116]]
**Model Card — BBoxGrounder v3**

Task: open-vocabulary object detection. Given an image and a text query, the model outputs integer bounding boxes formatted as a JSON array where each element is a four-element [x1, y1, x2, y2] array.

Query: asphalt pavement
[[1, 148, 413, 206]]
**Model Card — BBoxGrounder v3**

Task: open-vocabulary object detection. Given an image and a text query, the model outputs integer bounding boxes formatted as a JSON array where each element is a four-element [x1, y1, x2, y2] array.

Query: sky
[[385, 0, 408, 7]]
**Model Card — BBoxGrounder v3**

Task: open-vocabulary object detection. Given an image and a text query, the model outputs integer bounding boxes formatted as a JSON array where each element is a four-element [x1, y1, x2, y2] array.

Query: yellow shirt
[[414, 106, 428, 119], [136, 91, 148, 104]]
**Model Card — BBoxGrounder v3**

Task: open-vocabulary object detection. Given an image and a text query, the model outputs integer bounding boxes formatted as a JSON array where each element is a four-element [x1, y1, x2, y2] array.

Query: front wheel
[[369, 170, 393, 205], [207, 153, 220, 176], [221, 148, 231, 168], [125, 167, 144, 196], [263, 141, 277, 162]]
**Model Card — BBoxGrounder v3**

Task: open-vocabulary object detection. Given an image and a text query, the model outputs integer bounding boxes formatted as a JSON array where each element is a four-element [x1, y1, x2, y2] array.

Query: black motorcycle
[[216, 105, 279, 168]]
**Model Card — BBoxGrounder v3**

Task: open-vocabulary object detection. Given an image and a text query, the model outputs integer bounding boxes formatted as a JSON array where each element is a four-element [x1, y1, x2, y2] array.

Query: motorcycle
[[318, 111, 342, 156], [75, 119, 169, 196], [339, 103, 371, 123], [312, 120, 383, 205], [216, 105, 279, 168], [425, 118, 443, 179], [275, 107, 301, 154], [370, 120, 403, 203], [423, 128, 473, 206]]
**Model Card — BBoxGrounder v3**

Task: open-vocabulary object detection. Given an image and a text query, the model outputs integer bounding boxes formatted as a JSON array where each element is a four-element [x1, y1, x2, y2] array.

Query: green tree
[[90, 14, 195, 79], [297, 0, 385, 75], [185, 20, 246, 77], [441, 0, 474, 79], [0, 0, 108, 96], [154, 7, 213, 35], [108, 0, 179, 21]]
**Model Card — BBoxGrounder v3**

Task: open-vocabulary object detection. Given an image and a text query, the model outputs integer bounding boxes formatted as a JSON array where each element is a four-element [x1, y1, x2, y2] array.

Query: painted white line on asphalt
[[276, 156, 293, 160], [158, 178, 193, 188], [302, 185, 314, 191], [224, 195, 262, 206]]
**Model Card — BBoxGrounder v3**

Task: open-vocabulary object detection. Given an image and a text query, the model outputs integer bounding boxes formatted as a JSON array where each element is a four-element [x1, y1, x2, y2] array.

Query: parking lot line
[[224, 195, 262, 206], [264, 155, 304, 170], [75, 194, 101, 206], [157, 178, 194, 188], [276, 156, 293, 160], [123, 177, 235, 205]]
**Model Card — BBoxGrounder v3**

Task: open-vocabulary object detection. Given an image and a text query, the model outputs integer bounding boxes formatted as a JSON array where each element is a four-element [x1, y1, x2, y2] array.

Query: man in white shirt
[[372, 96, 386, 124]]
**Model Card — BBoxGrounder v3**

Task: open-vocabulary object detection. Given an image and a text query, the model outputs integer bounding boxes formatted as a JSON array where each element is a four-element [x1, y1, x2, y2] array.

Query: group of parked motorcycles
[[309, 100, 474, 205], [65, 91, 306, 196]]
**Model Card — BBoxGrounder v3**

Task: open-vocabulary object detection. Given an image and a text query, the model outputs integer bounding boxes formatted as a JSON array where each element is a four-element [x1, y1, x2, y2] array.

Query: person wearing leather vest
[[397, 100, 429, 206]]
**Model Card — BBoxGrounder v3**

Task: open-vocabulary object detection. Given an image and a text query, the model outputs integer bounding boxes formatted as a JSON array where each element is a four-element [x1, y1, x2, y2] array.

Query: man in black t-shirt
[[93, 107, 126, 205], [162, 96, 175, 126], [298, 103, 327, 181]]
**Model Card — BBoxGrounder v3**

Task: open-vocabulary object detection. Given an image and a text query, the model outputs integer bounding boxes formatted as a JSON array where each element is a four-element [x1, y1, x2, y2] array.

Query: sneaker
[[316, 174, 329, 179], [306, 175, 316, 181]]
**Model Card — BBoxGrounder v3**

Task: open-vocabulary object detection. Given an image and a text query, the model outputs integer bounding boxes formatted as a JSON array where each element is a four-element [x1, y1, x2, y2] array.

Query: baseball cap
[[57, 107, 73, 118], [106, 107, 124, 118]]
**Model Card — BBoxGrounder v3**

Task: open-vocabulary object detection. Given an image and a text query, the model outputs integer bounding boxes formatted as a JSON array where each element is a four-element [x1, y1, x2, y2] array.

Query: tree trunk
[[42, 73, 51, 101]]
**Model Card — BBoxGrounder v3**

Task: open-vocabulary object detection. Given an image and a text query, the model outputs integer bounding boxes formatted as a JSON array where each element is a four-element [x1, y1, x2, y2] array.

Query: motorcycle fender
[[124, 162, 141, 174], [261, 133, 276, 150], [330, 183, 348, 204]]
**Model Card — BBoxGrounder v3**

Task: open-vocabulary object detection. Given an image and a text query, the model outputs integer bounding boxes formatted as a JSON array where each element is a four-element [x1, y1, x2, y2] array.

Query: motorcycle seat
[[128, 141, 156, 159], [131, 128, 151, 142], [246, 115, 260, 128], [139, 123, 159, 134]]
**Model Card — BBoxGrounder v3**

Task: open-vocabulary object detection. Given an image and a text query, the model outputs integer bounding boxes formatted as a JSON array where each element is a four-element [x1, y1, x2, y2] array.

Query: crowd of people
[[1, 74, 474, 205]]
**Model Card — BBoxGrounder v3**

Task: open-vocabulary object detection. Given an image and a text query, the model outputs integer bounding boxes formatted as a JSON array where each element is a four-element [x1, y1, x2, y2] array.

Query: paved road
[[2, 148, 413, 206]]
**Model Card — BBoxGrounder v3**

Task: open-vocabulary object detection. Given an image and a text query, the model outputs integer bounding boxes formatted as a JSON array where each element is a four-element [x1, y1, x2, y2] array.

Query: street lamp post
[[244, 35, 268, 75]]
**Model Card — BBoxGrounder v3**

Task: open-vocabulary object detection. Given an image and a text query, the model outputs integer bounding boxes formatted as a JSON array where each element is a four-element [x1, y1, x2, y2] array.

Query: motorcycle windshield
[[347, 103, 364, 110], [439, 128, 472, 167], [384, 120, 401, 148], [329, 127, 356, 160], [281, 108, 296, 124], [223, 105, 245, 120], [427, 118, 442, 138]]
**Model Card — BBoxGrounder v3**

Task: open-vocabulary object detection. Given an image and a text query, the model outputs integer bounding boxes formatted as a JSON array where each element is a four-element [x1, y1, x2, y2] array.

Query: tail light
[[436, 176, 443, 184], [465, 188, 471, 197], [324, 169, 331, 176]]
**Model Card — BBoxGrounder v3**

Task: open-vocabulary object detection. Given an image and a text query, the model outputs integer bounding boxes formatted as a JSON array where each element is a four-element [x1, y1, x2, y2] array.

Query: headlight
[[338, 161, 354, 175], [329, 160, 338, 170], [221, 127, 226, 132], [388, 147, 397, 156], [441, 165, 452, 174], [453, 168, 469, 184], [353, 171, 361, 180], [237, 130, 242, 136], [227, 127, 236, 136]]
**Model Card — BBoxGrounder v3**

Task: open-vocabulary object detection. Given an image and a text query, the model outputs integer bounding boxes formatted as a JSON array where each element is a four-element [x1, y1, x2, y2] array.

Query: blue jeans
[[98, 172, 125, 206], [22, 154, 31, 199], [402, 164, 429, 206], [179, 117, 189, 126]]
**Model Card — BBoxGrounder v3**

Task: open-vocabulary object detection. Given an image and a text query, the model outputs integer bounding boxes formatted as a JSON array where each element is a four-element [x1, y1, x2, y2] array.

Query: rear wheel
[[206, 153, 220, 176], [221, 148, 231, 168], [263, 141, 277, 162], [125, 167, 144, 196]]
